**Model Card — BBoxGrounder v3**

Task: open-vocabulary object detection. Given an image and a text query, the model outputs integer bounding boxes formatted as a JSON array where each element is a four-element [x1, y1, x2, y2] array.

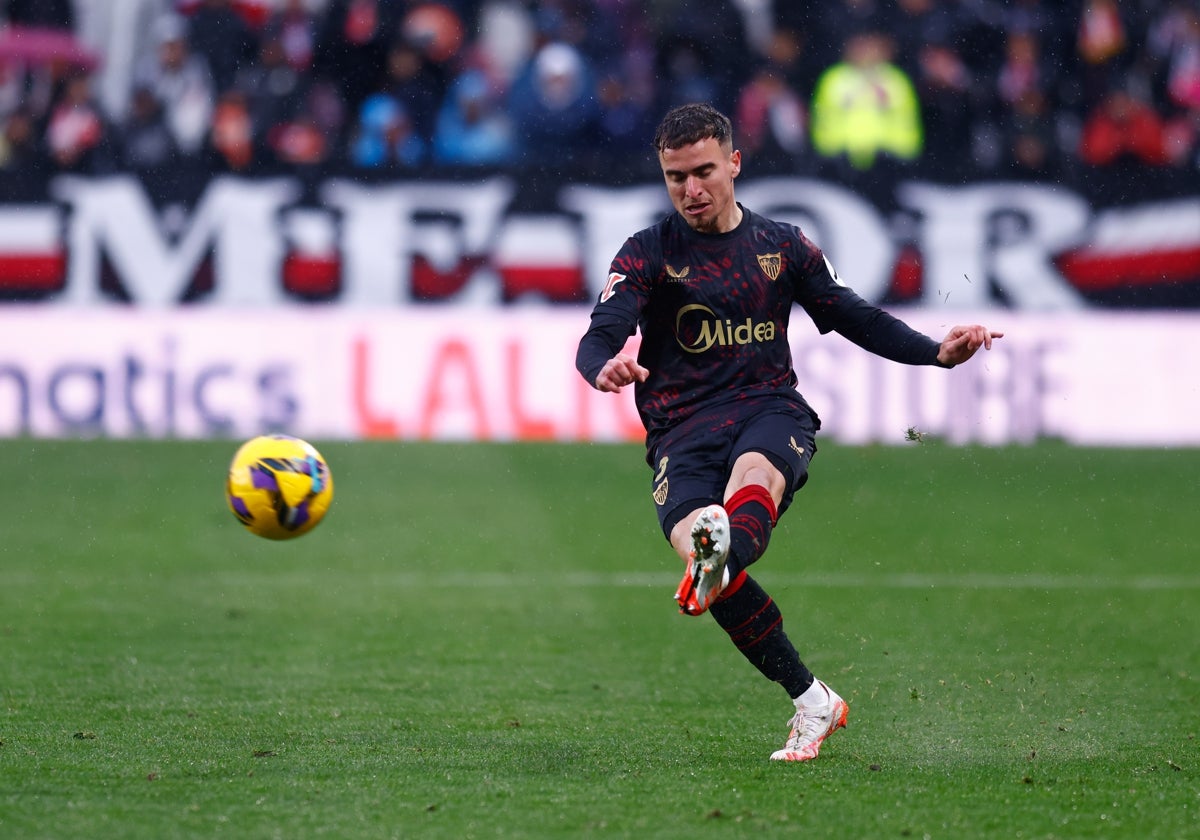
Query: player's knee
[[728, 454, 786, 505]]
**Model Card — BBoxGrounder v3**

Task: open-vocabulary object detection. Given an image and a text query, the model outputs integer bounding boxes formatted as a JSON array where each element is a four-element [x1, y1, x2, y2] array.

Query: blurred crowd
[[1, 0, 1198, 189]]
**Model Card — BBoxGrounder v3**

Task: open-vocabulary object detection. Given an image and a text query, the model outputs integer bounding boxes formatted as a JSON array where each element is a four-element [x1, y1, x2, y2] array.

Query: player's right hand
[[595, 353, 650, 393]]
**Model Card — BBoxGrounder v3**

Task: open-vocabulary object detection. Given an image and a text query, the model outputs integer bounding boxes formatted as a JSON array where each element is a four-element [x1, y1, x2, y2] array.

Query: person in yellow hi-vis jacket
[[810, 30, 923, 171]]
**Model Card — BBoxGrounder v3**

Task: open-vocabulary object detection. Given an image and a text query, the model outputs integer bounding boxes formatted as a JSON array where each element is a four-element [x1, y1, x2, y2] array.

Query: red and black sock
[[709, 572, 814, 699], [723, 484, 777, 582]]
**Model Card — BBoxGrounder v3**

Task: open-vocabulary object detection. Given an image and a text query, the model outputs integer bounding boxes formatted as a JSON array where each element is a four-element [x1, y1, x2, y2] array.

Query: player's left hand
[[937, 325, 1004, 366]]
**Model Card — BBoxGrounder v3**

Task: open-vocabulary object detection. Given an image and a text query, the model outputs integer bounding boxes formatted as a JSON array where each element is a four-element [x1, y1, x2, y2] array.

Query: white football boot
[[769, 680, 849, 762]]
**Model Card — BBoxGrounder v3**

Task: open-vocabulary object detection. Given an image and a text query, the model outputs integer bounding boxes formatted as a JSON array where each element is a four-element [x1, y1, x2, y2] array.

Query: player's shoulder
[[633, 211, 681, 237], [739, 206, 825, 278], [622, 212, 671, 248], [741, 206, 809, 245]]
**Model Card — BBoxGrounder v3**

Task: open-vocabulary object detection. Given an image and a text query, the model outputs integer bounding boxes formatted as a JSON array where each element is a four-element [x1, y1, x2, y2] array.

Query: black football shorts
[[646, 401, 818, 539]]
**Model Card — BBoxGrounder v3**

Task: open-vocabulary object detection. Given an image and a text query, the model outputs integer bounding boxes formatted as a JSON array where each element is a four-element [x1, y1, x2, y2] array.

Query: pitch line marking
[[10, 571, 1189, 590], [398, 571, 1200, 591]]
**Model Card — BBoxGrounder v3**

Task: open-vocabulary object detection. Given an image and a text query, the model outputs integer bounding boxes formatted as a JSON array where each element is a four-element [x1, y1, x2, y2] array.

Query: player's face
[[658, 137, 742, 234]]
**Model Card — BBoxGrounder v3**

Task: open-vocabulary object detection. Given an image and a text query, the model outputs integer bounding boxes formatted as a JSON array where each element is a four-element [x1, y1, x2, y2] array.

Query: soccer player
[[575, 103, 1002, 762]]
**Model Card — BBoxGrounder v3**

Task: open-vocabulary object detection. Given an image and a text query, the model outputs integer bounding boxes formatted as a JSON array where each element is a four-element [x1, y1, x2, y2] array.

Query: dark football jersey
[[577, 204, 942, 438]]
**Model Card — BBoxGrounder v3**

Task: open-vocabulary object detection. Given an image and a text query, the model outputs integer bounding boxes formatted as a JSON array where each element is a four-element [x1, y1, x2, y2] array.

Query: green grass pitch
[[0, 439, 1196, 839]]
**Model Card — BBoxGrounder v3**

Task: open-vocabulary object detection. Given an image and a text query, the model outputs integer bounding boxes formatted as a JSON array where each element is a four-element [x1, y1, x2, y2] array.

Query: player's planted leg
[[769, 679, 849, 762], [707, 573, 848, 760]]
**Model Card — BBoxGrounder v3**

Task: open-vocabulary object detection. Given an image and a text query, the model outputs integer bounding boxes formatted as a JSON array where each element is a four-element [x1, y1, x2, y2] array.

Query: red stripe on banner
[[1058, 246, 1200, 290], [890, 245, 923, 300], [282, 254, 340, 296], [498, 265, 586, 301], [0, 254, 65, 290]]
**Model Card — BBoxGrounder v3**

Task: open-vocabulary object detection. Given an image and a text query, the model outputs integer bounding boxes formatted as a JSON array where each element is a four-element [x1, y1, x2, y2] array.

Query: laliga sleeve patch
[[600, 272, 626, 302]]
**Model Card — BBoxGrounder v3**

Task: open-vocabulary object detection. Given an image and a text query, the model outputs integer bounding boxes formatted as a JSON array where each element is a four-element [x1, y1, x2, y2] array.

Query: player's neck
[[722, 203, 744, 233], [707, 203, 743, 235]]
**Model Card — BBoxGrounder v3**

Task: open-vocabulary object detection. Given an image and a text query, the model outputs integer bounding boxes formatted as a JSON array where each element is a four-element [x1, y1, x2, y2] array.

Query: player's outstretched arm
[[936, 325, 1004, 367], [595, 353, 650, 393]]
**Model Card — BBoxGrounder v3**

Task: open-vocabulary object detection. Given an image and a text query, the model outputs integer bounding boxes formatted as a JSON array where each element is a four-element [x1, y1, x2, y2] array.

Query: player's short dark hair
[[653, 103, 733, 153]]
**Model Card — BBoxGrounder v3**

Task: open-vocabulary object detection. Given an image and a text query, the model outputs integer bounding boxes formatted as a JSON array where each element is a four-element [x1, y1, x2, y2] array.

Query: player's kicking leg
[[674, 504, 730, 616]]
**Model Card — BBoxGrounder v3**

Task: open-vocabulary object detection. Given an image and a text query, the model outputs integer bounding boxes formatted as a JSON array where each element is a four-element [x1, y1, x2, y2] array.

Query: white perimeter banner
[[0, 307, 1196, 447]]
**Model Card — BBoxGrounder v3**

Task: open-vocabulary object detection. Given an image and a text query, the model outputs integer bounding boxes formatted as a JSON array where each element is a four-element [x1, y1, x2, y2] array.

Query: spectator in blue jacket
[[432, 69, 515, 167], [348, 93, 426, 169], [507, 42, 602, 168]]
